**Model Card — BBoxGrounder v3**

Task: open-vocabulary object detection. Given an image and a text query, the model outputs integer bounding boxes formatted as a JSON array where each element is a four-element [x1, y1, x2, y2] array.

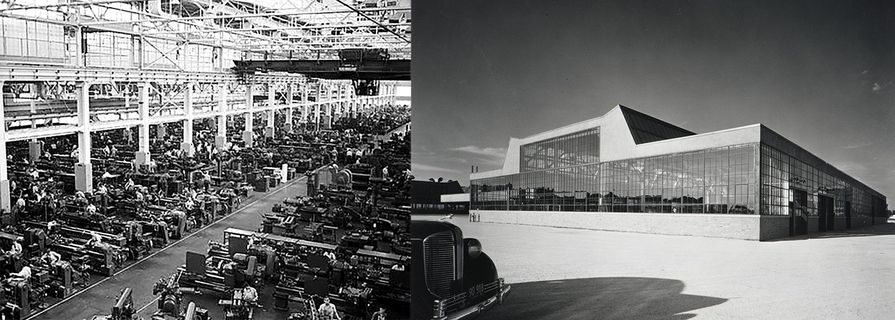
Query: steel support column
[[0, 81, 9, 212], [264, 83, 275, 138], [243, 83, 254, 147], [136, 82, 151, 166], [284, 84, 294, 132], [301, 85, 309, 124], [215, 84, 228, 149], [75, 82, 93, 192], [181, 82, 195, 156]]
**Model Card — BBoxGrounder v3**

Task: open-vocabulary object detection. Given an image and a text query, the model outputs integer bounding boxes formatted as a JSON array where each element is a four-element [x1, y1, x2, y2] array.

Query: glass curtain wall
[[520, 128, 600, 172], [472, 143, 759, 214], [759, 144, 881, 219], [472, 142, 886, 218]]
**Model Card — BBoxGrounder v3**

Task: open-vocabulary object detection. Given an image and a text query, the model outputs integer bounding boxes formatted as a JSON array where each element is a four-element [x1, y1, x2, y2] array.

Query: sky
[[411, 0, 895, 202]]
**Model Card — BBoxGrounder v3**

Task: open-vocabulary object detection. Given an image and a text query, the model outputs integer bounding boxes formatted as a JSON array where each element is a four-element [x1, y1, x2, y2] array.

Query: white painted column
[[243, 83, 254, 147], [284, 83, 294, 132], [136, 82, 151, 166], [27, 99, 40, 162], [324, 103, 332, 129], [181, 82, 195, 157], [75, 82, 93, 192], [314, 83, 322, 128], [215, 84, 228, 148], [0, 81, 10, 213], [264, 83, 275, 138], [301, 85, 309, 124]]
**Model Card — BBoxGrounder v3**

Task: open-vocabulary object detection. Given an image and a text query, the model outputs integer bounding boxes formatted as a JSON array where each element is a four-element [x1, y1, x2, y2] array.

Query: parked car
[[412, 220, 510, 319]]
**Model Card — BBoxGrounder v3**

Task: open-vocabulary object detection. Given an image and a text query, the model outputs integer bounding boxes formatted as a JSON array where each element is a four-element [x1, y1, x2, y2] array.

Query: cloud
[[412, 163, 461, 174], [831, 161, 867, 174], [411, 150, 437, 157], [842, 141, 873, 149], [872, 83, 882, 92], [450, 145, 507, 158]]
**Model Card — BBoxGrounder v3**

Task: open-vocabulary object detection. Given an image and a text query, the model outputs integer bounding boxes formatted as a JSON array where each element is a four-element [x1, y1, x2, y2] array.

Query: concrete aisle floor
[[415, 215, 895, 320], [32, 177, 306, 320]]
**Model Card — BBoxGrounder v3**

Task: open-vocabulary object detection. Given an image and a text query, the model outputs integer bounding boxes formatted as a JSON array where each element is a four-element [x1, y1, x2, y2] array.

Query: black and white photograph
[[0, 0, 411, 320], [412, 1, 894, 319]]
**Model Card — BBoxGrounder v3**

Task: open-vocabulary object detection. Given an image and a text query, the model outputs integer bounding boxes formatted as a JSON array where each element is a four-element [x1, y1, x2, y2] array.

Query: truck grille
[[423, 231, 456, 298]]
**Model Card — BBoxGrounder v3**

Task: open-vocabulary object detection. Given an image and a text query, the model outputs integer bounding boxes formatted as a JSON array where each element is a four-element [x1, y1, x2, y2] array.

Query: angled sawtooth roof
[[618, 105, 696, 144]]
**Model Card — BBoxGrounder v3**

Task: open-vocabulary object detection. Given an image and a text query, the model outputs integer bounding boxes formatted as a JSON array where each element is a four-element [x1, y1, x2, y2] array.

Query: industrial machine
[[90, 287, 136, 320], [411, 221, 510, 320]]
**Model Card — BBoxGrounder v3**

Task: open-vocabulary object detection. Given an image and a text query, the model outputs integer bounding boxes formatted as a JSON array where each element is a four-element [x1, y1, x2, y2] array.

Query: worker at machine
[[41, 250, 62, 266], [371, 307, 388, 320], [134, 189, 145, 205], [4, 238, 23, 257], [318, 297, 341, 320], [204, 171, 213, 191], [74, 191, 89, 207], [125, 177, 136, 191], [8, 263, 32, 281], [27, 166, 39, 181], [323, 250, 336, 262], [101, 171, 116, 180], [13, 196, 26, 218], [241, 285, 259, 305], [86, 202, 98, 215], [87, 231, 104, 248], [47, 219, 60, 235], [96, 183, 110, 209]]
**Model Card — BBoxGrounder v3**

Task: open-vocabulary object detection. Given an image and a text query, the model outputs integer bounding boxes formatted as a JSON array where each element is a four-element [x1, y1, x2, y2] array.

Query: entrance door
[[818, 195, 833, 232], [789, 189, 808, 236]]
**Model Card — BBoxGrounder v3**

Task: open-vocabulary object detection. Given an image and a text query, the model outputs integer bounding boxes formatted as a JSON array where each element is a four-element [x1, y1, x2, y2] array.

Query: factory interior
[[0, 0, 411, 319]]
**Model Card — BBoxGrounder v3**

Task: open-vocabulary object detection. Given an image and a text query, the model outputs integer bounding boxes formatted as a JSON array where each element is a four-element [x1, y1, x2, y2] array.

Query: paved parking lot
[[415, 214, 895, 320]]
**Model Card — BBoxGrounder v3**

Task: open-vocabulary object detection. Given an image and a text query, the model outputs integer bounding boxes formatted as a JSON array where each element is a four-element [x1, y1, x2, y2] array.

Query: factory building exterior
[[469, 106, 888, 240]]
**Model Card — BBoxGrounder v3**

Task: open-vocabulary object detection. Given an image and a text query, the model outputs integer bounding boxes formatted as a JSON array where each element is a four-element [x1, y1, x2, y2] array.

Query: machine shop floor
[[413, 214, 895, 320], [31, 177, 307, 320]]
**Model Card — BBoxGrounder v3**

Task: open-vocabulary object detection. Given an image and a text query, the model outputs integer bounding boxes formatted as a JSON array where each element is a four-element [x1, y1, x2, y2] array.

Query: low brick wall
[[472, 210, 765, 240]]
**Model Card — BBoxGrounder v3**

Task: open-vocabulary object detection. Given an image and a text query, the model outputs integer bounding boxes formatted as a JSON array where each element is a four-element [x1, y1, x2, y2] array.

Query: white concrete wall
[[473, 210, 764, 240], [441, 193, 470, 203]]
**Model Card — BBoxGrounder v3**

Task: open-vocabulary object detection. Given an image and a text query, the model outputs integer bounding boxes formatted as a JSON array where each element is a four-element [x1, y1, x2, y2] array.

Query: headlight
[[465, 238, 482, 258]]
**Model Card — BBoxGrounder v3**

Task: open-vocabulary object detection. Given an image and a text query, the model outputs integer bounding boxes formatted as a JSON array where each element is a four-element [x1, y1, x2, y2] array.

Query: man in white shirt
[[41, 250, 62, 266], [318, 297, 341, 320], [371, 307, 388, 320], [9, 265, 31, 281], [86, 203, 98, 215], [5, 238, 22, 256], [241, 285, 258, 304], [87, 232, 103, 247]]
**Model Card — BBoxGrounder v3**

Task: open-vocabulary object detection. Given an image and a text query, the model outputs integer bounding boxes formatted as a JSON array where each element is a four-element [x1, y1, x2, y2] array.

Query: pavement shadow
[[484, 277, 726, 320], [768, 222, 895, 242]]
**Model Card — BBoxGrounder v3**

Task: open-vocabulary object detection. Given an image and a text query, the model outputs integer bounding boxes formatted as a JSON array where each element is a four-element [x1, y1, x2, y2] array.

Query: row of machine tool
[[0, 123, 353, 319], [88, 287, 211, 320], [159, 127, 411, 320]]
